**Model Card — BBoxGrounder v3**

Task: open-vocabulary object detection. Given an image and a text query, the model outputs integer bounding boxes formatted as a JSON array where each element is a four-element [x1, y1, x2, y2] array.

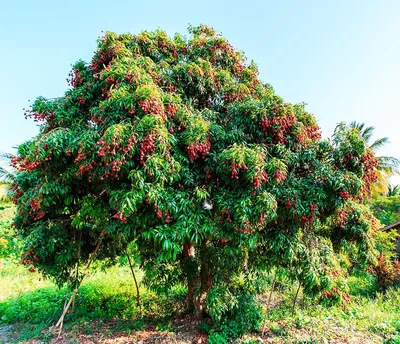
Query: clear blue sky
[[1, 0, 399, 179]]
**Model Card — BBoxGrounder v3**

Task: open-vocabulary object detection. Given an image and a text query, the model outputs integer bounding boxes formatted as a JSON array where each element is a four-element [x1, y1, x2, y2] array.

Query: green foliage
[[0, 202, 20, 261], [12, 25, 380, 326], [208, 292, 262, 342], [0, 220, 21, 261], [371, 195, 400, 225], [374, 229, 398, 261]]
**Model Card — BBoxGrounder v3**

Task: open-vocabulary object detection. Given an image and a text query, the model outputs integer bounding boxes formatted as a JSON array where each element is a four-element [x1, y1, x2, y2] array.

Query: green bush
[[207, 289, 263, 342]]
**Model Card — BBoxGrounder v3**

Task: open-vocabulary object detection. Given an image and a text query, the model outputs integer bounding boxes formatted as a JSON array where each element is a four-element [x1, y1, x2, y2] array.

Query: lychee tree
[[12, 25, 378, 322]]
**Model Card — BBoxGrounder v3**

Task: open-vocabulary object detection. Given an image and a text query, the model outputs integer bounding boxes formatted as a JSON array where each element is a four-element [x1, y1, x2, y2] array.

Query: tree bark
[[182, 239, 196, 311], [196, 239, 212, 318]]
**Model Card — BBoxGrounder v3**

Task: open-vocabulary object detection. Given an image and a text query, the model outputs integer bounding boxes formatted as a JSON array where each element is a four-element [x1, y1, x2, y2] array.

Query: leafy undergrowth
[[0, 201, 14, 222], [0, 263, 399, 343]]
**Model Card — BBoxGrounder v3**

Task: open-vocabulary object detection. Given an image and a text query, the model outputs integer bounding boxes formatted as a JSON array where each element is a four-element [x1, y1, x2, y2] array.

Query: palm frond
[[387, 184, 400, 196], [348, 122, 375, 143], [0, 152, 13, 159], [370, 137, 390, 151], [378, 156, 400, 175], [332, 122, 347, 145], [0, 153, 15, 182]]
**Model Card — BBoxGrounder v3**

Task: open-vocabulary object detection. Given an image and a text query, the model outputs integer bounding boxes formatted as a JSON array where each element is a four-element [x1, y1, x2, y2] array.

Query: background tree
[[371, 195, 400, 226], [0, 153, 14, 201], [0, 152, 14, 182], [335, 121, 400, 197], [12, 26, 379, 324], [386, 184, 400, 197]]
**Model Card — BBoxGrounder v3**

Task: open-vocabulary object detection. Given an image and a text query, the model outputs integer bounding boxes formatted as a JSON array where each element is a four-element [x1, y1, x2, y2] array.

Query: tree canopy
[[12, 25, 379, 319]]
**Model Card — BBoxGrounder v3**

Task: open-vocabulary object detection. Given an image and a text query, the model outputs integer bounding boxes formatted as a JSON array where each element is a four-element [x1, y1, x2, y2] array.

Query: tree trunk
[[182, 239, 196, 312], [196, 239, 212, 318]]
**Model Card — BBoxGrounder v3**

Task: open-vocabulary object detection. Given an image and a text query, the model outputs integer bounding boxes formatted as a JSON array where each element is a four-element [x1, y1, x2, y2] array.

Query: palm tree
[[386, 184, 400, 197], [0, 153, 15, 201], [0, 152, 14, 183], [340, 122, 400, 196]]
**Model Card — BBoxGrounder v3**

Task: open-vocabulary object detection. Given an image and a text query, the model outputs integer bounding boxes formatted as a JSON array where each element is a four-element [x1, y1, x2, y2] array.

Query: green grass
[[257, 274, 400, 344], [1, 261, 399, 343], [0, 200, 14, 222], [0, 261, 188, 343]]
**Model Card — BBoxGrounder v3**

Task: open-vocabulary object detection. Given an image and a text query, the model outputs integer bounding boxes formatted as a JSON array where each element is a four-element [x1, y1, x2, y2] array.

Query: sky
[[0, 0, 399, 181]]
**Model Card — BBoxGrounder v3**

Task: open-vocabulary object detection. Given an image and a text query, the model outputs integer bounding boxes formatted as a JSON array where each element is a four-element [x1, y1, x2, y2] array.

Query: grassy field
[[0, 202, 400, 343], [0, 261, 399, 343]]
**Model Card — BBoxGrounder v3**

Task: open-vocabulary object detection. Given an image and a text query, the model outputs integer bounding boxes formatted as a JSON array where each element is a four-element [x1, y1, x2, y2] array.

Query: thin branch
[[55, 232, 104, 335], [126, 247, 142, 315], [291, 282, 301, 317], [262, 273, 277, 337]]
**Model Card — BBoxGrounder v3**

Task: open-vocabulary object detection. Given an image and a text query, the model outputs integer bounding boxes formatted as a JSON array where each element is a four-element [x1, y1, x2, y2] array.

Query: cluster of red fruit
[[90, 41, 116, 73], [29, 198, 44, 221], [339, 190, 350, 199], [284, 199, 297, 210], [300, 215, 316, 224], [12, 155, 41, 172], [258, 213, 268, 225], [105, 76, 119, 89], [135, 33, 179, 60], [195, 37, 243, 77], [92, 112, 106, 125], [336, 209, 349, 229], [76, 96, 87, 105], [218, 208, 233, 225], [24, 107, 55, 124], [304, 125, 322, 141], [230, 163, 248, 179], [224, 91, 246, 106], [272, 170, 286, 182], [22, 249, 39, 271], [299, 202, 320, 224], [258, 112, 296, 145], [154, 204, 172, 223], [186, 140, 211, 162], [237, 220, 254, 234], [139, 134, 156, 165], [95, 135, 136, 178], [74, 149, 86, 163], [161, 83, 178, 93], [156, 39, 179, 59], [295, 125, 321, 145], [253, 171, 269, 188], [75, 162, 95, 177], [112, 211, 127, 224], [139, 98, 163, 116], [360, 150, 379, 196], [67, 68, 84, 88], [165, 103, 178, 118]]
